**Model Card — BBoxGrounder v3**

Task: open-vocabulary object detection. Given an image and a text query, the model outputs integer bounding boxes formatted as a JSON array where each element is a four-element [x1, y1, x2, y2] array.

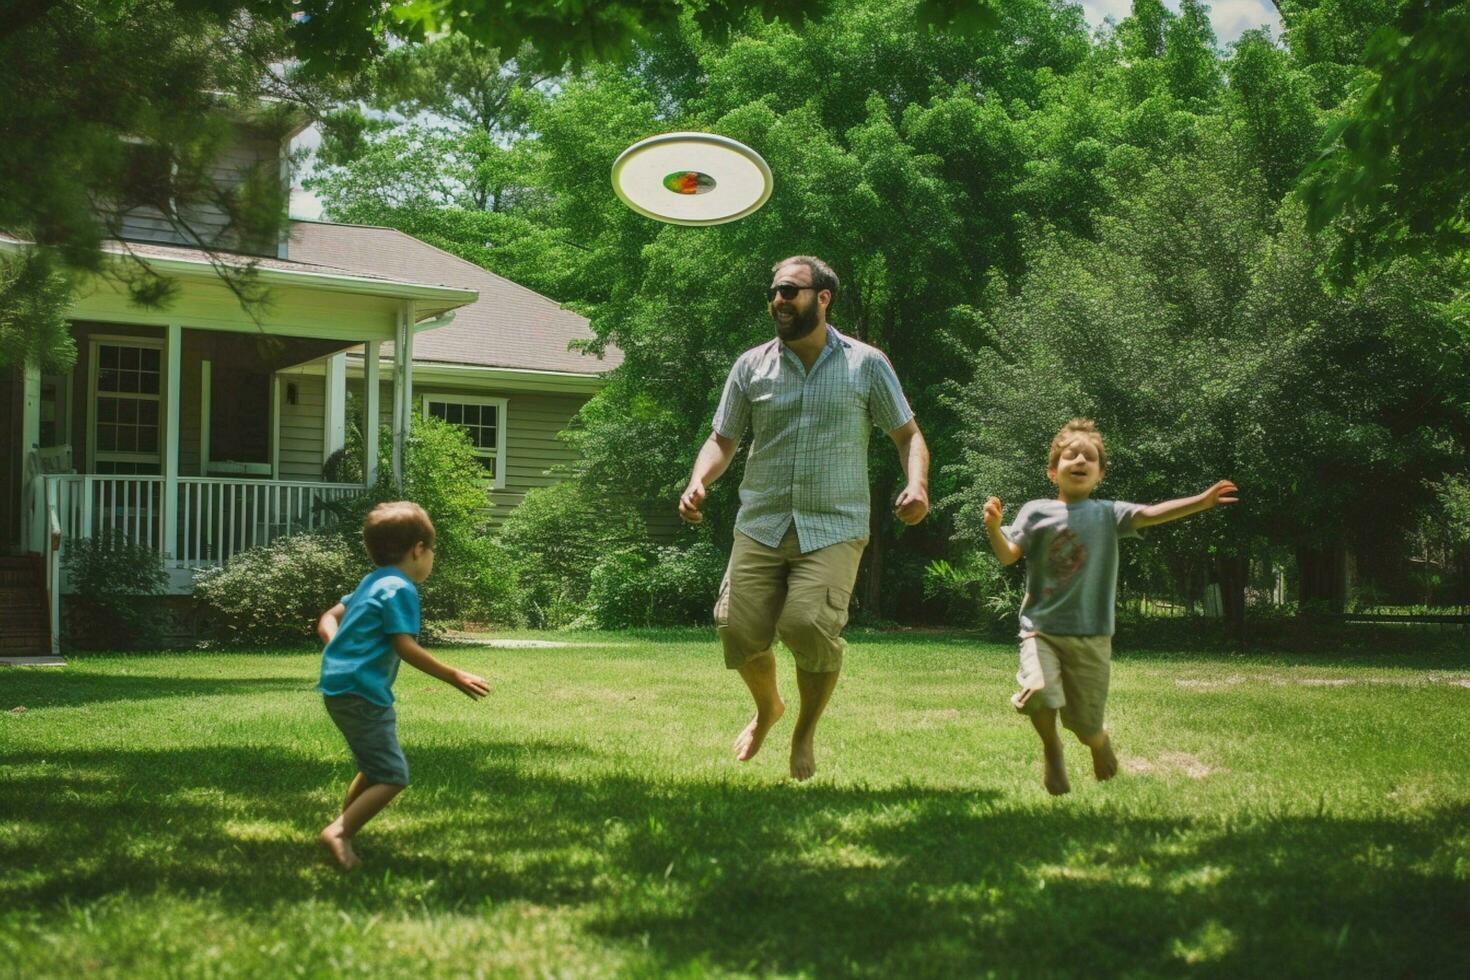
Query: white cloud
[[1076, 0, 1281, 45]]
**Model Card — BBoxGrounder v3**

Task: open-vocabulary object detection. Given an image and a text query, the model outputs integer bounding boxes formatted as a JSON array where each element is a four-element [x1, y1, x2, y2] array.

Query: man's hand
[[983, 496, 1003, 532], [894, 483, 929, 525], [1201, 480, 1239, 508], [679, 480, 707, 524], [452, 670, 490, 699]]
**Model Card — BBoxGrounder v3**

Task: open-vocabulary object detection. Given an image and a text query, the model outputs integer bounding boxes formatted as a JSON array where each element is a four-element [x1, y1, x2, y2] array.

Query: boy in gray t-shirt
[[983, 419, 1238, 796]]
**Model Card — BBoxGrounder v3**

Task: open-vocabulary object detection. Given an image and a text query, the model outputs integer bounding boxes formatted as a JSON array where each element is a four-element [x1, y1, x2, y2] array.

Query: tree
[[1296, 1, 1470, 281]]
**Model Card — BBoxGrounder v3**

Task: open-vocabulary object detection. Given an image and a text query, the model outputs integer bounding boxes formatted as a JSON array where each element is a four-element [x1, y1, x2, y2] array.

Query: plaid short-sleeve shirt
[[712, 324, 914, 553]]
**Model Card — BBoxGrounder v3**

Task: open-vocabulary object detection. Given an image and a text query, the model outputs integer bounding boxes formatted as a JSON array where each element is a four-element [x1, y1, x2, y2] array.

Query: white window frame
[[420, 393, 507, 488], [87, 335, 165, 474]]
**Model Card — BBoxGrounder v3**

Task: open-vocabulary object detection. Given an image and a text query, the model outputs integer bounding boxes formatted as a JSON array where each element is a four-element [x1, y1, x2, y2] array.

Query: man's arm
[[889, 419, 930, 525], [317, 603, 346, 644], [679, 431, 739, 524], [983, 496, 1022, 566], [1131, 480, 1239, 530], [390, 633, 490, 699]]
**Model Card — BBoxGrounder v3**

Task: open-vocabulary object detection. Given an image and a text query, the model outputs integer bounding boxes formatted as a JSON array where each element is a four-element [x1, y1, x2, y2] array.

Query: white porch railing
[[29, 474, 362, 569]]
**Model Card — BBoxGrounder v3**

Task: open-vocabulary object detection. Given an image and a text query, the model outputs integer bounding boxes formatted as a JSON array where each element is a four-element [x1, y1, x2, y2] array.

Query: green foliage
[[495, 481, 645, 628], [0, 251, 75, 371], [921, 554, 1021, 630], [1298, 1, 1470, 278], [312, 0, 1470, 626], [333, 412, 518, 626], [586, 540, 727, 628], [62, 529, 168, 647], [193, 532, 368, 646]]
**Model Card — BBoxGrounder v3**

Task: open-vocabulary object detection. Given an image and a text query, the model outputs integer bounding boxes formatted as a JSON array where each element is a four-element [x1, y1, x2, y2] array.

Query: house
[[0, 114, 620, 656]]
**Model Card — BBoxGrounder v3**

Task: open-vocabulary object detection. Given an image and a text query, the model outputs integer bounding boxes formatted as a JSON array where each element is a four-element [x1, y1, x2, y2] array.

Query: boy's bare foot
[[789, 736, 817, 781], [1043, 742, 1070, 796], [319, 826, 361, 872], [734, 700, 785, 762], [1090, 734, 1118, 782]]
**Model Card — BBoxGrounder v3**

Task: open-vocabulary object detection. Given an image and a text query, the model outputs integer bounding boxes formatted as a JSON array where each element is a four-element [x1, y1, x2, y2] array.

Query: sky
[[289, 1, 1286, 220], [1078, 0, 1282, 43]]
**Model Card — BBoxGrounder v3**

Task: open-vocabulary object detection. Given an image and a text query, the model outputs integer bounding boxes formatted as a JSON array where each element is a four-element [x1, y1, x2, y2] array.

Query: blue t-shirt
[[317, 567, 421, 706], [1002, 498, 1144, 637]]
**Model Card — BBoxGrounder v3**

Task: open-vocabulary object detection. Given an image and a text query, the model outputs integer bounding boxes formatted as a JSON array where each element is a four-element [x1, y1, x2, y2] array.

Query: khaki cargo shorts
[[1011, 632, 1112, 738], [714, 528, 867, 674]]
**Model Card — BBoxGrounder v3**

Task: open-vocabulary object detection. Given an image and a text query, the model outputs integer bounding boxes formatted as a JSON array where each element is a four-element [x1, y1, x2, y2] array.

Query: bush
[[62, 529, 168, 647], [329, 412, 522, 625], [194, 533, 367, 645], [586, 540, 726, 628], [922, 553, 1023, 630], [496, 480, 643, 627]]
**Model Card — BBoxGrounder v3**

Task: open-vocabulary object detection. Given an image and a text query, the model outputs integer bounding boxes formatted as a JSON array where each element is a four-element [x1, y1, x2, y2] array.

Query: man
[[679, 255, 930, 780]]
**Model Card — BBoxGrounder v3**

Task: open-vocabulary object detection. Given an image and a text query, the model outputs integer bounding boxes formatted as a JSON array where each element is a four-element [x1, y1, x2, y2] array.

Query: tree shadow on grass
[[3, 741, 1467, 977], [0, 670, 309, 708]]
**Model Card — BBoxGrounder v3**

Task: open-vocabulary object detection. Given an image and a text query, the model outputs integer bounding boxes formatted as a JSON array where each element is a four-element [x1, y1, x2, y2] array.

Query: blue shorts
[[324, 694, 410, 786]]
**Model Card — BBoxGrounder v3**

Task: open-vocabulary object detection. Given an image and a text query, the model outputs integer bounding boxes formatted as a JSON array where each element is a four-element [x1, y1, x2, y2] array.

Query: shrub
[[496, 480, 643, 627], [329, 412, 521, 625], [586, 540, 726, 628], [62, 529, 168, 647], [922, 553, 1023, 630], [194, 532, 367, 645]]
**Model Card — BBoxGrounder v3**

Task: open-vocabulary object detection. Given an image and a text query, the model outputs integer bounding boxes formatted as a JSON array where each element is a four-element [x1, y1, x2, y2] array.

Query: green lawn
[[2, 631, 1468, 978]]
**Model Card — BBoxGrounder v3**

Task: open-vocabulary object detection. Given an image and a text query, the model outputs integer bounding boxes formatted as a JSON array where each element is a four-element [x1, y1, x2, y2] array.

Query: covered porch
[[1, 240, 476, 650]]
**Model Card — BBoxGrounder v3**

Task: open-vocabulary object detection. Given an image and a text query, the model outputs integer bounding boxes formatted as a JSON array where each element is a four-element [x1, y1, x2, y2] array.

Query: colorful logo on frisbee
[[663, 171, 717, 195]]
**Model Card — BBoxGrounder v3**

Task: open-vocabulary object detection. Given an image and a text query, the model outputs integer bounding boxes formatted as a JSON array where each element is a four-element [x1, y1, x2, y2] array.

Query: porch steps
[[0, 558, 50, 655]]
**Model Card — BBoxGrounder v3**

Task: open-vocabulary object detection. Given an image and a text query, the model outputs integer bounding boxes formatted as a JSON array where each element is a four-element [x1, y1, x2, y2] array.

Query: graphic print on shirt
[[1041, 528, 1086, 597]]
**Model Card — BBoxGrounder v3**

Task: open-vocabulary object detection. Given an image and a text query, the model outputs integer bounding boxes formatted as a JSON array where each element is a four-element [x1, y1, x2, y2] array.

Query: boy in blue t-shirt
[[983, 419, 1237, 796], [316, 501, 489, 871]]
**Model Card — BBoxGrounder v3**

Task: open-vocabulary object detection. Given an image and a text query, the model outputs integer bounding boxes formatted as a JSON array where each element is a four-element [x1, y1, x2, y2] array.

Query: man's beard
[[774, 301, 821, 342]]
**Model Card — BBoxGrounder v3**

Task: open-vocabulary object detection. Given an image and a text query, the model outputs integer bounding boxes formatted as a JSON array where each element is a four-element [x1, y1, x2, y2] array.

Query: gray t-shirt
[[1002, 498, 1144, 637]]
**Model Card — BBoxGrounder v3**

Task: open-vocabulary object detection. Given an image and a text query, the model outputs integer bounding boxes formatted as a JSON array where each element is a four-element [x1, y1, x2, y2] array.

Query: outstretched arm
[[1132, 480, 1239, 530], [391, 633, 490, 699], [317, 603, 346, 644], [983, 497, 1022, 566], [889, 419, 931, 525], [679, 431, 739, 524]]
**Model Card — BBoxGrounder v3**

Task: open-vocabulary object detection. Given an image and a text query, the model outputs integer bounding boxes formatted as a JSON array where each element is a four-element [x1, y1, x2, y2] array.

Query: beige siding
[[347, 378, 591, 526], [276, 374, 326, 480], [115, 128, 281, 258]]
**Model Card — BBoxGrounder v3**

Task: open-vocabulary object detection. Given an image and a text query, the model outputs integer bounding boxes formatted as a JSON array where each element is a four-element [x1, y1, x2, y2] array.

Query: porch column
[[390, 301, 415, 490], [363, 341, 380, 488], [162, 323, 181, 562], [322, 352, 347, 465], [20, 358, 40, 552]]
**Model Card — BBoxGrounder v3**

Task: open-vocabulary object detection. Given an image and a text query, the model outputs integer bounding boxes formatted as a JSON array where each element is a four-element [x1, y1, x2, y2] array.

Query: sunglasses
[[767, 284, 817, 302]]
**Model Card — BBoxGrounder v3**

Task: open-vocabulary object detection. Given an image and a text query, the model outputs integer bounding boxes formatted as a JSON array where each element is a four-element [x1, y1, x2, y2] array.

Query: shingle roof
[[287, 220, 621, 377]]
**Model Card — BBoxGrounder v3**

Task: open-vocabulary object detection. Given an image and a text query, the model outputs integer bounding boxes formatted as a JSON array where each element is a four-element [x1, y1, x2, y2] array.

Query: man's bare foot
[[790, 736, 817, 781], [1090, 735, 1118, 782], [319, 826, 361, 872], [734, 700, 785, 762], [1043, 742, 1070, 796]]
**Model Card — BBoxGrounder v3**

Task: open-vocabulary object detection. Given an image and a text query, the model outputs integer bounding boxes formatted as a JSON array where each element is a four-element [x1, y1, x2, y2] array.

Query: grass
[[2, 631, 1468, 978]]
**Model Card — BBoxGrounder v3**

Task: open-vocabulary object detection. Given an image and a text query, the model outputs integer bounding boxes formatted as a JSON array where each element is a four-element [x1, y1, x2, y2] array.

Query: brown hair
[[362, 501, 435, 566], [1048, 418, 1107, 472], [773, 255, 839, 302]]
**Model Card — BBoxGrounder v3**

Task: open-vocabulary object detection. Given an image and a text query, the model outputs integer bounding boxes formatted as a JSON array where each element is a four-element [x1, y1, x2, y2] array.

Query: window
[[91, 340, 162, 475], [422, 394, 507, 487]]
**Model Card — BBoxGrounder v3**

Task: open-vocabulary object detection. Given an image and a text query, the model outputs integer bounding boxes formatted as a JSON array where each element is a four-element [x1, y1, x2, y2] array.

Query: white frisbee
[[611, 132, 773, 226]]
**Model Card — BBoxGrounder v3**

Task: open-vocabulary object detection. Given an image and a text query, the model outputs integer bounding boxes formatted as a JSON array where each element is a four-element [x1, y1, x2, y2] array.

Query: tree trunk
[[1214, 554, 1248, 642], [1296, 542, 1347, 612]]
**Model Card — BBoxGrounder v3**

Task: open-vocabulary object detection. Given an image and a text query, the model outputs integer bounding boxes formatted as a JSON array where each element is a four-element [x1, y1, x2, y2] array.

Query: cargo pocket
[[822, 585, 852, 634], [713, 577, 731, 628]]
